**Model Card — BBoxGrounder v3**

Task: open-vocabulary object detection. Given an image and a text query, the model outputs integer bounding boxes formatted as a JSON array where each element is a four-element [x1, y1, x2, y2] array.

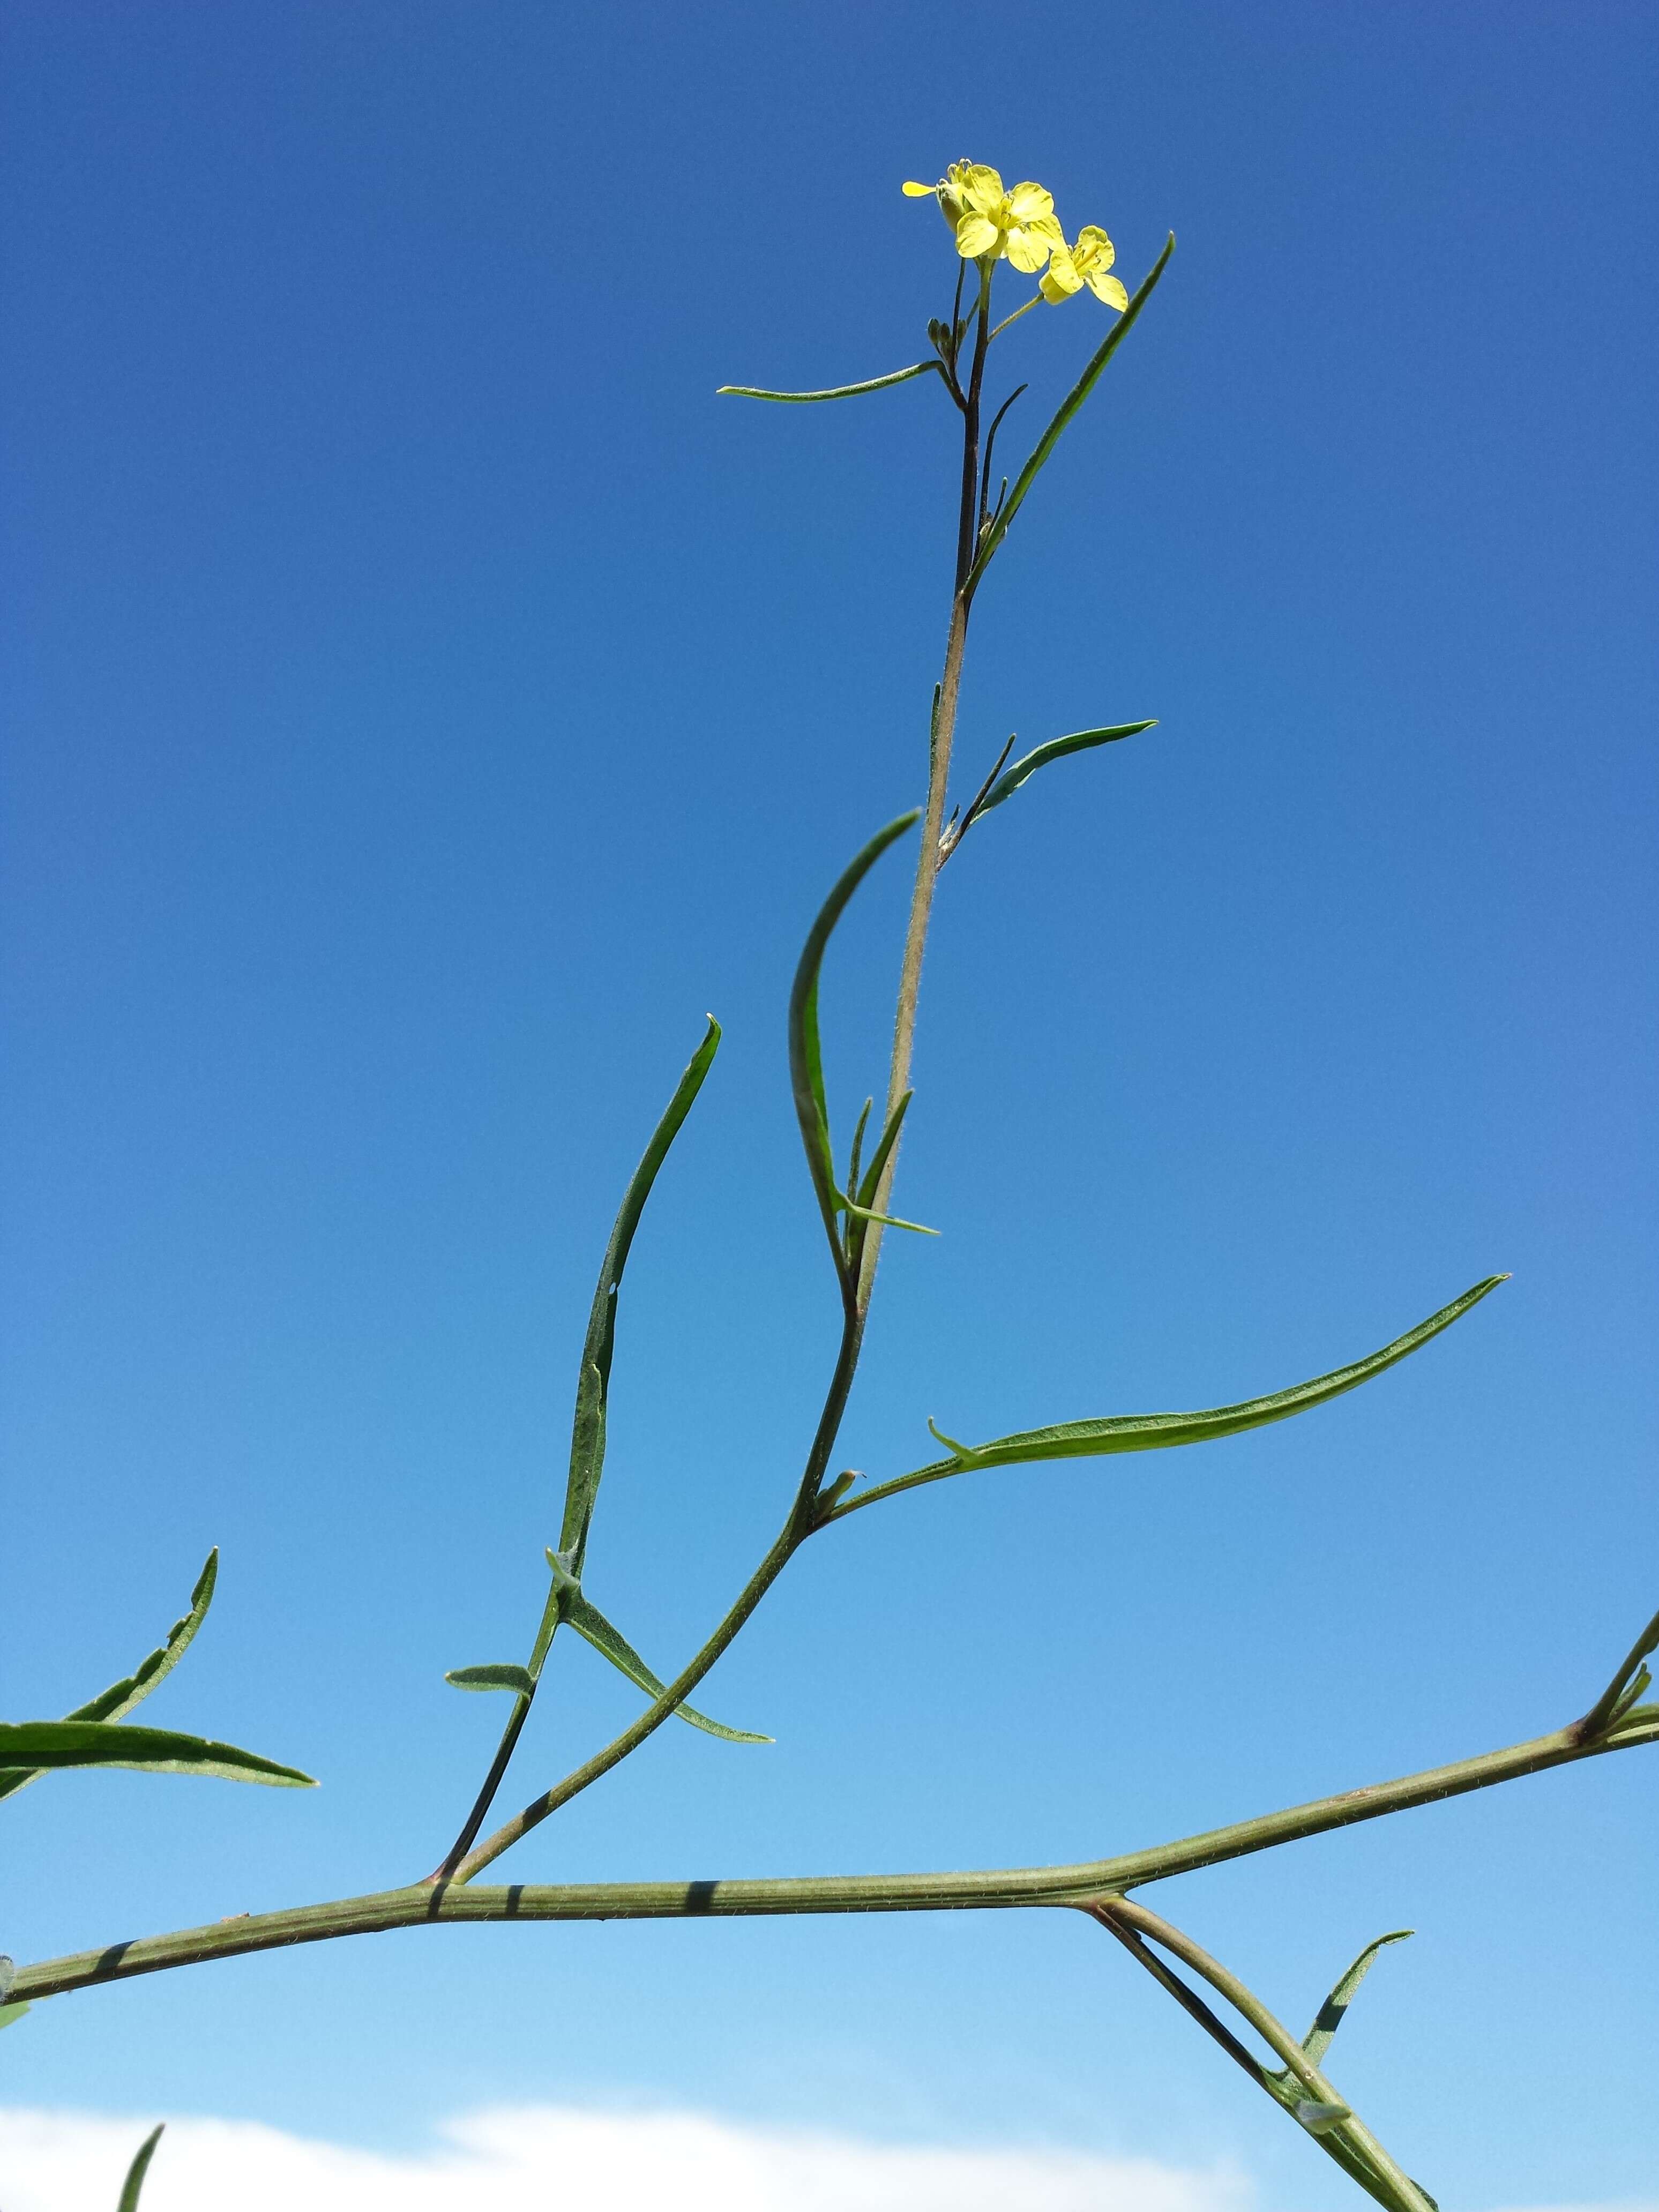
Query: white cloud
[[0, 2103, 1246, 2212], [4, 2106, 1652, 2212]]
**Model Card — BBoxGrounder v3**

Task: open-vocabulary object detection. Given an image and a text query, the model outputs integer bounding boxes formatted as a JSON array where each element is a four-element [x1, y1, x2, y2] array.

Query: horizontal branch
[[15, 1711, 1655, 2005]]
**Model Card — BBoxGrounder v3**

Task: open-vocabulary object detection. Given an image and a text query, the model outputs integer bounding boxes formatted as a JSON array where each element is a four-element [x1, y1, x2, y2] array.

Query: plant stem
[[856, 265, 994, 1311], [436, 269, 1002, 1869], [1092, 1898, 1337, 2103], [1092, 1901, 1433, 2212], [445, 269, 1007, 1873], [444, 1306, 865, 1883], [432, 1690, 535, 1880], [17, 1712, 1654, 2004]]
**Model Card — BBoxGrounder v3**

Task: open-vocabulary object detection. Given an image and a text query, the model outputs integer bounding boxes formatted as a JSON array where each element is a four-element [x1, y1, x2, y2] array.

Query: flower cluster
[[903, 162, 1129, 311]]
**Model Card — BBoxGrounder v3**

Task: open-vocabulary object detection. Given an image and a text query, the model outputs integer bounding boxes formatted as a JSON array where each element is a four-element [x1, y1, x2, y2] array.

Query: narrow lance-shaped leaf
[[118, 2126, 165, 2212], [829, 1276, 1506, 1518], [557, 1019, 722, 1578], [717, 360, 944, 403], [0, 1721, 315, 1787], [0, 1549, 219, 1805], [445, 1665, 534, 1696], [788, 814, 920, 1283], [968, 234, 1176, 588], [1301, 1930, 1414, 2069], [855, 1090, 912, 1216], [970, 721, 1158, 822], [844, 1096, 874, 1226], [555, 1569, 771, 1744]]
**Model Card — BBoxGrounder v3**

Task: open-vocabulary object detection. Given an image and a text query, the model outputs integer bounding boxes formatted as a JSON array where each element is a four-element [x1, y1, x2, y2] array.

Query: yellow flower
[[1038, 225, 1129, 309], [903, 163, 1063, 273]]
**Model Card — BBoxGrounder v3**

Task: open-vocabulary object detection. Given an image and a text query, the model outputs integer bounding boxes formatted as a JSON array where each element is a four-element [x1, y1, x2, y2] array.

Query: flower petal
[[1004, 226, 1055, 274], [1006, 182, 1055, 223], [902, 180, 938, 197], [1042, 250, 1083, 297], [958, 164, 1004, 212], [1086, 269, 1129, 309], [1075, 224, 1116, 268], [955, 213, 1000, 258]]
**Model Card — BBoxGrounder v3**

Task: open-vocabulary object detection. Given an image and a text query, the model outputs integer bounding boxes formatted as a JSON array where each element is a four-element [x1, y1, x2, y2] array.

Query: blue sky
[[3, 3, 1655, 2207]]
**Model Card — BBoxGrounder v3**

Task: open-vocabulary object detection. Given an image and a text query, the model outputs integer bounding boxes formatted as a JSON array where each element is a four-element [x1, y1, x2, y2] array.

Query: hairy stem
[[856, 268, 994, 1310], [18, 1713, 1654, 2003]]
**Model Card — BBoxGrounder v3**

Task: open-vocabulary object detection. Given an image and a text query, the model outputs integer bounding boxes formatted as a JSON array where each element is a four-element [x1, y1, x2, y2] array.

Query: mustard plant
[[6, 161, 1656, 2212]]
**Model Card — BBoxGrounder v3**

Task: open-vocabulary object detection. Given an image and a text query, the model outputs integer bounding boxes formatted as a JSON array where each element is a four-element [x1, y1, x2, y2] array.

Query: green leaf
[[789, 815, 920, 1281], [845, 1096, 874, 1217], [564, 1589, 772, 1744], [1576, 1601, 1659, 1740], [0, 1721, 315, 1787], [839, 1200, 937, 1236], [556, 1019, 722, 1576], [1302, 1930, 1413, 2067], [855, 1090, 912, 1215], [969, 235, 1176, 587], [832, 1276, 1506, 1518], [0, 1550, 220, 1805], [118, 2126, 165, 2212], [445, 1665, 534, 1696], [970, 721, 1158, 821], [717, 360, 943, 403], [0, 2001, 29, 2034]]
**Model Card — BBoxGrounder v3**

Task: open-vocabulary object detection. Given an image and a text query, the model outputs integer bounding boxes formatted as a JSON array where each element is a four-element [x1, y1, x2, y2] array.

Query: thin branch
[[16, 1712, 1655, 2004], [1091, 1907, 1270, 2085], [445, 1304, 865, 1883], [988, 294, 1042, 342], [1092, 1899, 1334, 2101], [1090, 1899, 1435, 2211]]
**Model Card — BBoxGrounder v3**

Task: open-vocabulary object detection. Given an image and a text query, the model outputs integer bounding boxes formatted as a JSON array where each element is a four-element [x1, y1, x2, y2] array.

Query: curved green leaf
[[1302, 1930, 1413, 2066], [558, 1019, 722, 1576], [445, 1665, 534, 1696], [718, 360, 943, 403], [969, 235, 1175, 588], [973, 721, 1157, 820], [0, 2001, 29, 2034], [0, 1721, 315, 1787], [831, 1276, 1506, 1518], [788, 814, 920, 1282], [118, 2126, 165, 2212], [0, 1550, 219, 1805], [565, 1589, 771, 1744]]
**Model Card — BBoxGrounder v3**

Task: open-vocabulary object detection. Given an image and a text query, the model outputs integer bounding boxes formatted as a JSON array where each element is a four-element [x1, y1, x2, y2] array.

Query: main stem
[[17, 1713, 1655, 2003], [442, 271, 999, 1878], [858, 265, 991, 1312]]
